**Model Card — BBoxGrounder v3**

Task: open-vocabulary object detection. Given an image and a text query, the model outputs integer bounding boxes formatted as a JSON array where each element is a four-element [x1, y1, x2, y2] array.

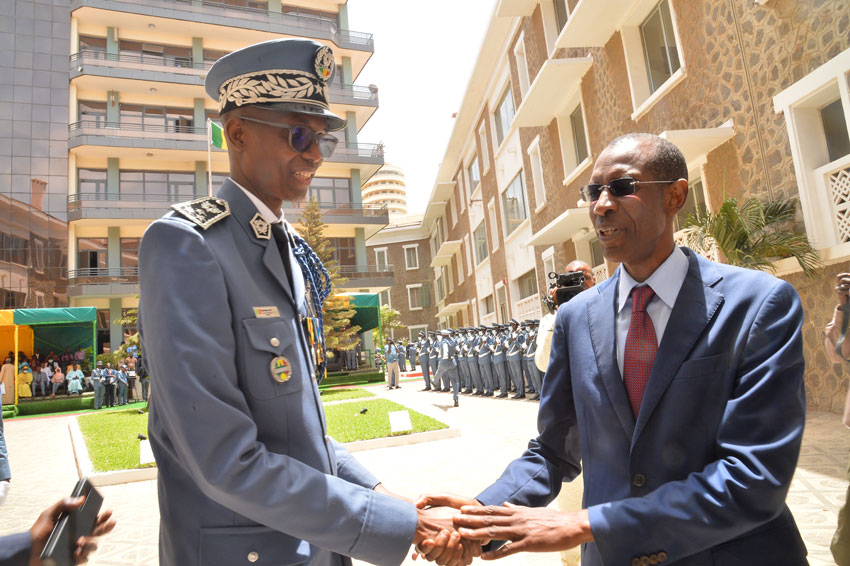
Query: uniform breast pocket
[[240, 318, 304, 400]]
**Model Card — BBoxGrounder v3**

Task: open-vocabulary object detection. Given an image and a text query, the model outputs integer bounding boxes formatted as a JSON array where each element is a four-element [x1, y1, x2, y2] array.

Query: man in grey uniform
[[428, 331, 441, 391], [437, 329, 460, 407], [417, 331, 432, 391], [522, 320, 542, 400], [505, 319, 526, 399], [139, 38, 471, 566], [477, 326, 494, 396], [491, 325, 509, 398]]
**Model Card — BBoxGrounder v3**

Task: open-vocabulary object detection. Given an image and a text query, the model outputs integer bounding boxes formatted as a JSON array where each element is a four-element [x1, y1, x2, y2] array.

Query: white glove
[[0, 480, 10, 506]]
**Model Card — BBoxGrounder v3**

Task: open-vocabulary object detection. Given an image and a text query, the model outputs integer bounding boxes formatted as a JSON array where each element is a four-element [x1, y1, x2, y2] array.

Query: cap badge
[[250, 213, 271, 240], [314, 46, 334, 82]]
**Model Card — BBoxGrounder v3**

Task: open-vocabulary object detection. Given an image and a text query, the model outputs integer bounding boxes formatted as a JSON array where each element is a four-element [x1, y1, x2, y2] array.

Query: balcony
[[430, 240, 462, 268], [337, 264, 393, 292], [514, 295, 543, 321], [513, 58, 593, 128], [67, 267, 139, 298], [70, 0, 374, 75], [68, 121, 385, 178], [68, 194, 389, 235], [69, 51, 379, 123]]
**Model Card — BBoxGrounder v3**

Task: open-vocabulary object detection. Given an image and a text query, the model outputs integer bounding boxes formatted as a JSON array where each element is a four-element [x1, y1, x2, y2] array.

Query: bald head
[[606, 133, 688, 185], [566, 260, 596, 289]]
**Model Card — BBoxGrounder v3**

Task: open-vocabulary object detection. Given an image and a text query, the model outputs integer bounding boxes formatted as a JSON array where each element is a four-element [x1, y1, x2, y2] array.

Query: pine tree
[[296, 198, 361, 358]]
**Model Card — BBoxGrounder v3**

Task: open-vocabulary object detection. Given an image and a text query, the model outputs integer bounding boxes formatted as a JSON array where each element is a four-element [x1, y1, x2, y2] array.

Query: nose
[[301, 138, 323, 165], [591, 187, 616, 217]]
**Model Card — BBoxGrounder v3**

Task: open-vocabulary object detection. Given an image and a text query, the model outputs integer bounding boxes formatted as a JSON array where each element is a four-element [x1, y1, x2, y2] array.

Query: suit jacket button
[[270, 337, 280, 347], [632, 473, 646, 487], [657, 552, 668, 562], [247, 551, 259, 562]]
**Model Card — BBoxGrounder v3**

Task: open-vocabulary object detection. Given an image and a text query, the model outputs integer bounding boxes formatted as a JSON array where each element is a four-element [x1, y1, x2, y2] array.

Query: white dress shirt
[[615, 246, 689, 378], [232, 179, 305, 301]]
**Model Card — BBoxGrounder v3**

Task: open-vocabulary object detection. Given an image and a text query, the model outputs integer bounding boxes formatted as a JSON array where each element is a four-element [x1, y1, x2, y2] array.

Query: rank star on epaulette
[[171, 197, 230, 229]]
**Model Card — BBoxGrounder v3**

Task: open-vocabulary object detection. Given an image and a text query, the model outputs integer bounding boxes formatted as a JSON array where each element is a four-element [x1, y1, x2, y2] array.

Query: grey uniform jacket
[[139, 180, 416, 566]]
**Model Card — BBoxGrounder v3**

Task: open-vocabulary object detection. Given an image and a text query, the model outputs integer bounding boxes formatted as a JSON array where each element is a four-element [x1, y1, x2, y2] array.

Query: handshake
[[411, 493, 592, 566]]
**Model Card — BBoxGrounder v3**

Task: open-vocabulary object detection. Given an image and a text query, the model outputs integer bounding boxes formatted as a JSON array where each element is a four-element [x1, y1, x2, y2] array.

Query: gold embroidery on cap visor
[[218, 69, 329, 114]]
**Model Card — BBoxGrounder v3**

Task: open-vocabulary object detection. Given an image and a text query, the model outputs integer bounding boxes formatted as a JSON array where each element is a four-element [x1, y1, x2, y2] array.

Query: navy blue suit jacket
[[478, 249, 807, 565]]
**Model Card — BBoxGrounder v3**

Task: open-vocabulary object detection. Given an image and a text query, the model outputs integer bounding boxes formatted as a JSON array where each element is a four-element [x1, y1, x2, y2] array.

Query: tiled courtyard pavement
[[0, 375, 846, 566]]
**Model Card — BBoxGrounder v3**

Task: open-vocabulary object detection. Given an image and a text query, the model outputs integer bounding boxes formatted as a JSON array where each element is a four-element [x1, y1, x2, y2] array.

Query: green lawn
[[77, 389, 447, 472], [77, 408, 152, 472], [324, 399, 448, 443], [319, 388, 375, 402]]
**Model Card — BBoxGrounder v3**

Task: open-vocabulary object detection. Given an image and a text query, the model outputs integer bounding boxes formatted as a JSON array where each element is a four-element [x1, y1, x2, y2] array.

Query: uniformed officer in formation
[[416, 331, 432, 391], [397, 338, 407, 372], [138, 38, 467, 566], [476, 326, 494, 396], [436, 329, 460, 407], [90, 360, 106, 409], [428, 331, 441, 391], [522, 320, 542, 400], [406, 339, 417, 372], [504, 319, 526, 399]]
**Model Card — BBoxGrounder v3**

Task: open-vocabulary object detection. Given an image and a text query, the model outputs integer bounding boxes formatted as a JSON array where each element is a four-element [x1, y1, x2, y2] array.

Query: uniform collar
[[231, 178, 286, 224]]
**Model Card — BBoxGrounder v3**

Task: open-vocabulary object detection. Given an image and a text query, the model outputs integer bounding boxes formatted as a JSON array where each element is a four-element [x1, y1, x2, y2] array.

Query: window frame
[[407, 283, 424, 311], [403, 244, 419, 270]]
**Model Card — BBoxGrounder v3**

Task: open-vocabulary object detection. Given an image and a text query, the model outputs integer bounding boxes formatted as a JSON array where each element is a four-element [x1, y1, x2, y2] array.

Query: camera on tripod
[[544, 271, 585, 309]]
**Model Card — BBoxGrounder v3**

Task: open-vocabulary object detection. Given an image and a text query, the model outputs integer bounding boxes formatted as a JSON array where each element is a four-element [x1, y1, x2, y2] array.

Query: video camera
[[542, 271, 585, 311]]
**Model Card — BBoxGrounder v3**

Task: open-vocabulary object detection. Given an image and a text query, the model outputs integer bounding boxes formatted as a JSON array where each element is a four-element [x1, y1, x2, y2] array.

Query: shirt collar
[[231, 178, 286, 225], [617, 246, 689, 313]]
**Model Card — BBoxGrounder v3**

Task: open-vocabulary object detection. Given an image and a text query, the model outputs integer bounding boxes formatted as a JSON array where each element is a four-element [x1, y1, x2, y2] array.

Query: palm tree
[[680, 196, 821, 278]]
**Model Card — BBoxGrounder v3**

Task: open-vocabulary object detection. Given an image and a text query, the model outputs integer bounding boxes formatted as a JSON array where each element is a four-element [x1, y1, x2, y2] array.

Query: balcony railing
[[819, 153, 850, 246], [71, 0, 374, 51], [69, 120, 207, 136], [70, 49, 211, 72], [67, 267, 139, 286], [338, 264, 393, 280], [514, 295, 543, 321], [283, 200, 387, 218], [481, 312, 497, 326]]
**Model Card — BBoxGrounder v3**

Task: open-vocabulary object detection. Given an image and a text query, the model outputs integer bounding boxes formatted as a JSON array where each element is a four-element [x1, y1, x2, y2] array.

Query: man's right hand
[[29, 497, 116, 566], [413, 495, 484, 565], [837, 272, 850, 305]]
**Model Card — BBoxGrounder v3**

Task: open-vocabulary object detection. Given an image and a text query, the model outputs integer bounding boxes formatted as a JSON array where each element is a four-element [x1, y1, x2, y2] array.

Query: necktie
[[623, 285, 657, 418], [270, 222, 295, 296]]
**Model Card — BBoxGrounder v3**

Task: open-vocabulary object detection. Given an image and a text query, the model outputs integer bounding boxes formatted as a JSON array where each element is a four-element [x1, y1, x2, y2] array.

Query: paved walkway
[[0, 374, 846, 566]]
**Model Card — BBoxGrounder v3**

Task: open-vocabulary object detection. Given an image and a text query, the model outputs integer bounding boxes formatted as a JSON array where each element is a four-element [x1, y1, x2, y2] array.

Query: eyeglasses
[[239, 116, 339, 158], [579, 177, 677, 202]]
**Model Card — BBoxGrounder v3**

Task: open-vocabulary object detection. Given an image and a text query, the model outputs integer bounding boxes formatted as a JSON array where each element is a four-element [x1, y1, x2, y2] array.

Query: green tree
[[372, 304, 406, 346], [681, 196, 821, 277], [297, 198, 361, 356], [112, 306, 139, 361]]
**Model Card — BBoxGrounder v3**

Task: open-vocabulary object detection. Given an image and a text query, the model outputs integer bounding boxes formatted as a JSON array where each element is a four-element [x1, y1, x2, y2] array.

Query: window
[[435, 275, 445, 303], [674, 177, 706, 233], [446, 264, 454, 294], [528, 139, 546, 210], [456, 253, 464, 283], [404, 245, 419, 269], [468, 155, 481, 191], [554, 0, 569, 32], [307, 177, 351, 205], [474, 222, 488, 264], [120, 238, 140, 268], [77, 169, 107, 196], [494, 86, 516, 147], [822, 98, 850, 163], [478, 123, 490, 172], [590, 238, 605, 268], [379, 289, 391, 307], [120, 170, 194, 201], [328, 238, 355, 266], [448, 194, 457, 227], [497, 286, 509, 323], [543, 253, 556, 283], [408, 284, 424, 310], [488, 200, 500, 250], [502, 171, 529, 237], [0, 233, 28, 265], [77, 238, 107, 271], [32, 239, 45, 272], [78, 101, 107, 125], [517, 269, 539, 299], [640, 0, 681, 95], [483, 294, 495, 314], [570, 105, 589, 165], [374, 248, 388, 269], [513, 35, 530, 98], [463, 235, 473, 275]]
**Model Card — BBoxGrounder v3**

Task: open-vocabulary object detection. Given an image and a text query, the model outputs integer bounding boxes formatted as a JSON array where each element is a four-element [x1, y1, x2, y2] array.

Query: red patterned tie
[[623, 286, 657, 418]]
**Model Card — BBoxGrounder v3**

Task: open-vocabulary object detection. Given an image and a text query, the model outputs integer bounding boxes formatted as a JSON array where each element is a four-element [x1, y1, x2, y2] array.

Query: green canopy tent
[[339, 292, 383, 362]]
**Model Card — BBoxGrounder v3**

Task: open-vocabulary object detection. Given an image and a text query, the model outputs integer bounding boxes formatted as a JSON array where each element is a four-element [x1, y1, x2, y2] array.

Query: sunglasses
[[239, 116, 339, 158], [580, 177, 676, 202]]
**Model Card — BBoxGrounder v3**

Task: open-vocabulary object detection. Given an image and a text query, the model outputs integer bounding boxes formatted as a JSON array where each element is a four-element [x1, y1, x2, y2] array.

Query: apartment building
[[383, 0, 849, 411], [362, 163, 408, 216], [3, 0, 390, 351], [366, 213, 438, 340]]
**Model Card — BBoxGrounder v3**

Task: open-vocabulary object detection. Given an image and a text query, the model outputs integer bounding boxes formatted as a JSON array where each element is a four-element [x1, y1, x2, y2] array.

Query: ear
[[666, 179, 688, 215], [223, 116, 247, 152]]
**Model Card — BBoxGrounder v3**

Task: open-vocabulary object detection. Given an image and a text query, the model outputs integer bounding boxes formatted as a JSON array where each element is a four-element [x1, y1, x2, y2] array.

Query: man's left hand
[[453, 504, 594, 559]]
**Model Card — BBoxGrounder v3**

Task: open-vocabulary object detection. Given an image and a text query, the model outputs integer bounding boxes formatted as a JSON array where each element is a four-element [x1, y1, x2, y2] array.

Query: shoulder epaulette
[[171, 197, 230, 230]]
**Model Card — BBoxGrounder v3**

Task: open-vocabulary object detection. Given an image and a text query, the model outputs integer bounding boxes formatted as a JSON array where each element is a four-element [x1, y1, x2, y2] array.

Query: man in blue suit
[[139, 39, 473, 566], [420, 133, 808, 565]]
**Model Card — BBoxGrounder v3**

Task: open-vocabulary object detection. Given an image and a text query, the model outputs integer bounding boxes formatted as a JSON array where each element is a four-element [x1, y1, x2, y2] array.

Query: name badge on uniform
[[270, 356, 292, 383], [253, 306, 280, 318]]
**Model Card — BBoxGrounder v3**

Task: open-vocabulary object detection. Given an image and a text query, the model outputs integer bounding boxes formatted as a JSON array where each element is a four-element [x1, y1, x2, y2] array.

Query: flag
[[209, 120, 227, 150]]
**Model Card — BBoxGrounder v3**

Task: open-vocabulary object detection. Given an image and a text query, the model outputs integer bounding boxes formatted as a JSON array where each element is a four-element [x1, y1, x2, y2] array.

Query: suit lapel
[[632, 250, 724, 443], [587, 272, 635, 440], [217, 180, 296, 307]]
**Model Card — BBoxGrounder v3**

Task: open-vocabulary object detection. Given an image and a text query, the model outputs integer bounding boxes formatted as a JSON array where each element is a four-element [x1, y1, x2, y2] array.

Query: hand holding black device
[[39, 478, 103, 566]]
